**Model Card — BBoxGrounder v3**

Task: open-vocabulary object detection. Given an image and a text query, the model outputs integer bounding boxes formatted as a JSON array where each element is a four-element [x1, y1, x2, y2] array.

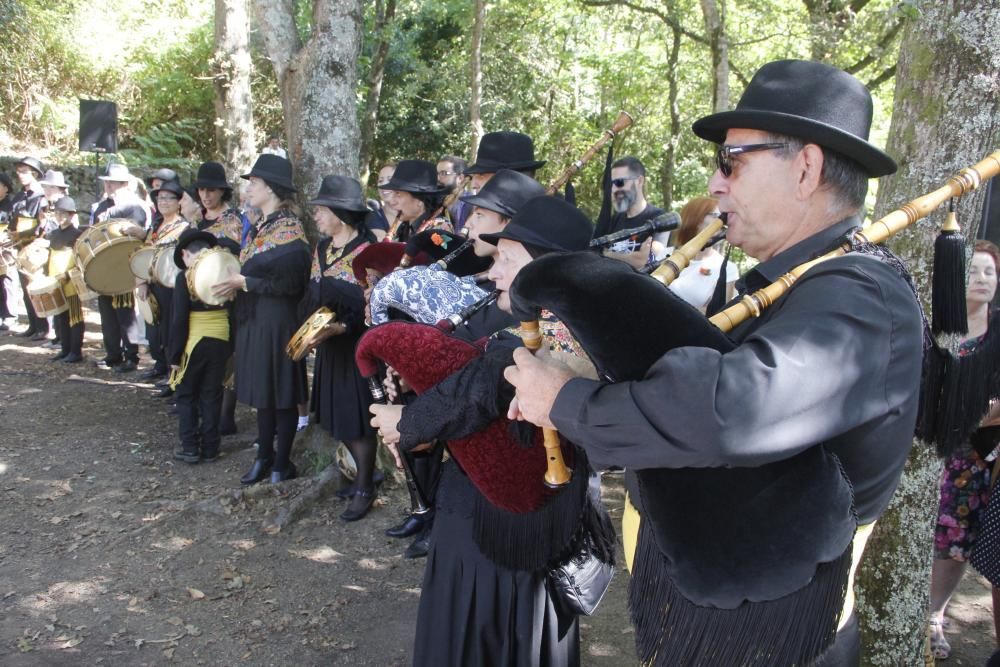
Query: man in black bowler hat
[[10, 156, 49, 339], [505, 59, 925, 666], [464, 131, 546, 195]]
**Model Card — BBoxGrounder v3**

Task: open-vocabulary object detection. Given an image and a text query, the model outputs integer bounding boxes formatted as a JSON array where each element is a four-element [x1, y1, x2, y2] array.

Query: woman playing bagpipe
[[366, 196, 615, 667], [302, 175, 381, 521], [213, 154, 311, 485], [379, 160, 453, 243]]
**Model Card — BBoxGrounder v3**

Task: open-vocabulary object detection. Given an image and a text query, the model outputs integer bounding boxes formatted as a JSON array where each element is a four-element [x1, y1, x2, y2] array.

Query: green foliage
[[118, 120, 202, 174]]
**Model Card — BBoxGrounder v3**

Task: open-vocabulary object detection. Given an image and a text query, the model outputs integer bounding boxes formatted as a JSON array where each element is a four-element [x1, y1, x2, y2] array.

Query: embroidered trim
[[240, 211, 306, 264]]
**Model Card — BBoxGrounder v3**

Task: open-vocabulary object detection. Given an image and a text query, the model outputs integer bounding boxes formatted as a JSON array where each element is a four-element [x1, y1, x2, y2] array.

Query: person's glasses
[[157, 195, 178, 202], [437, 170, 457, 177], [611, 176, 638, 188], [715, 143, 788, 177]]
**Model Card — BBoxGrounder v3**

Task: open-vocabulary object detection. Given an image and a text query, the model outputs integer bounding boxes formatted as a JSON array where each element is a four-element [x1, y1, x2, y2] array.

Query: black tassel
[[931, 205, 968, 336], [593, 144, 616, 239]]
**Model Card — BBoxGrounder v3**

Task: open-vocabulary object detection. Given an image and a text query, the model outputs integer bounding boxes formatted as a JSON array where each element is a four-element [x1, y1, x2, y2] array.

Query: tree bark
[[212, 0, 257, 186], [468, 0, 487, 163], [251, 0, 363, 206], [357, 0, 397, 187], [855, 1, 1000, 664], [699, 0, 728, 113], [657, 24, 682, 211]]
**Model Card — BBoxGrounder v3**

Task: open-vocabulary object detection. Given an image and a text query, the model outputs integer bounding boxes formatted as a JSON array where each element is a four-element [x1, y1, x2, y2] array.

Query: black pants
[[176, 337, 229, 456], [19, 272, 49, 334], [97, 295, 139, 363], [146, 321, 167, 373], [257, 407, 297, 473], [53, 312, 83, 357], [148, 284, 173, 372]]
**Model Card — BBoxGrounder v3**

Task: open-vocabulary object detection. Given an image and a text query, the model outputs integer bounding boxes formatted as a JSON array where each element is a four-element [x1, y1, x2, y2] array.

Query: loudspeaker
[[79, 100, 118, 153]]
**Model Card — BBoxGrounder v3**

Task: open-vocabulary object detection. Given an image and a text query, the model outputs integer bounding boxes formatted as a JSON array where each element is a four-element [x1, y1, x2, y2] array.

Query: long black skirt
[[234, 293, 307, 410], [413, 461, 580, 667], [310, 332, 374, 441]]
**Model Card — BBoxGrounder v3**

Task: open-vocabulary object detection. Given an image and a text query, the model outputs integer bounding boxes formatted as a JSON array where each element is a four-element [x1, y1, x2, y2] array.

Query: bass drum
[[186, 247, 241, 305], [151, 243, 180, 288], [75, 220, 144, 295]]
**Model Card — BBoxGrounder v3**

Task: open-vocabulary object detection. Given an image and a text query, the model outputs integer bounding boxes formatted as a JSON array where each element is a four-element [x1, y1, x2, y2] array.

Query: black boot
[[173, 446, 200, 464], [240, 457, 273, 485], [385, 514, 426, 539], [269, 462, 298, 485]]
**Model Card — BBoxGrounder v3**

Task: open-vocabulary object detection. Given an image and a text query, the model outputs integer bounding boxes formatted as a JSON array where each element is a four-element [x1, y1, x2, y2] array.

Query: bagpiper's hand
[[369, 403, 403, 445], [503, 346, 576, 430]]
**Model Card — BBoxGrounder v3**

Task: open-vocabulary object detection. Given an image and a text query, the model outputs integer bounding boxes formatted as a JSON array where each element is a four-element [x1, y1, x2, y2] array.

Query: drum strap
[[170, 310, 230, 389]]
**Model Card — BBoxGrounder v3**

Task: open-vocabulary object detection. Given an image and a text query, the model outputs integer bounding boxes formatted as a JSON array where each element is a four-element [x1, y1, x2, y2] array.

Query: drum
[[186, 247, 242, 305], [151, 243, 180, 288], [129, 246, 157, 281], [286, 307, 336, 361], [67, 266, 98, 301], [75, 220, 144, 295], [16, 239, 49, 276], [48, 246, 75, 278], [136, 290, 159, 325], [27, 276, 68, 317]]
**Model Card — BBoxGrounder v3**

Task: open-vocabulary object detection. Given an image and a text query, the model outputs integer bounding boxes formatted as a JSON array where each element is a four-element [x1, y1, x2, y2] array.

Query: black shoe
[[240, 458, 273, 485], [269, 463, 298, 484], [335, 482, 356, 500], [385, 514, 426, 539], [17, 328, 38, 338], [94, 358, 123, 370], [219, 422, 237, 436], [114, 359, 138, 373], [62, 353, 83, 364], [139, 368, 166, 381], [340, 487, 377, 522], [404, 535, 430, 559], [0, 323, 8, 331], [201, 450, 219, 463], [50, 352, 68, 362], [30, 332, 48, 342], [155, 386, 174, 398], [173, 448, 200, 464]]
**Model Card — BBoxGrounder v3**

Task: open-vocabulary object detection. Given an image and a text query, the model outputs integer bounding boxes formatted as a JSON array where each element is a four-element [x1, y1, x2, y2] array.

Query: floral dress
[[934, 335, 992, 561]]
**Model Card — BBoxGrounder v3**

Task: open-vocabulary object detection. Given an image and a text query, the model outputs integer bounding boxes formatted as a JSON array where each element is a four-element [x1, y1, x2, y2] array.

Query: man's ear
[[796, 144, 825, 200]]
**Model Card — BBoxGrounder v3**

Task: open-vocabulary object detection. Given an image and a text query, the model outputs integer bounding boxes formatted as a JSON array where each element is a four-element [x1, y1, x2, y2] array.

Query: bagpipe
[[506, 150, 1000, 666], [588, 210, 681, 251]]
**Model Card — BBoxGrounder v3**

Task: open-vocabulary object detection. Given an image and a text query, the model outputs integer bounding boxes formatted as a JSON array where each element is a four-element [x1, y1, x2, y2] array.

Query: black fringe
[[471, 449, 615, 572], [628, 519, 850, 667], [931, 229, 968, 336]]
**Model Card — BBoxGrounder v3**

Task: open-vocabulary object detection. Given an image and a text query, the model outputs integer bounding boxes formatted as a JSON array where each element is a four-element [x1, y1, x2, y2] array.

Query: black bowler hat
[[307, 175, 369, 212], [145, 168, 180, 188], [54, 196, 77, 213], [150, 180, 186, 202], [480, 195, 592, 253], [193, 162, 231, 190], [15, 156, 45, 178], [692, 59, 896, 177], [464, 132, 546, 175], [460, 169, 546, 219], [241, 154, 296, 192], [173, 228, 218, 269], [381, 160, 447, 195]]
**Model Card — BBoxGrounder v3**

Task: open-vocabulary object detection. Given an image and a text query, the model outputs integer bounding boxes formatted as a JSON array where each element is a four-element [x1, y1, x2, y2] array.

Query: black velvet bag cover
[[511, 252, 855, 665]]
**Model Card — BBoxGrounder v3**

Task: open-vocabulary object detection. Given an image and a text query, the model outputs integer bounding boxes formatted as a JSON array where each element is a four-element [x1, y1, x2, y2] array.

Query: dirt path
[[0, 312, 994, 665]]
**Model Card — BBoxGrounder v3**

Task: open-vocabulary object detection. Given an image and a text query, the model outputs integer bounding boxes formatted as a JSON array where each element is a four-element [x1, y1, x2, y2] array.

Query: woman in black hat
[[303, 175, 381, 520], [213, 154, 311, 485], [381, 159, 453, 243], [194, 161, 244, 254]]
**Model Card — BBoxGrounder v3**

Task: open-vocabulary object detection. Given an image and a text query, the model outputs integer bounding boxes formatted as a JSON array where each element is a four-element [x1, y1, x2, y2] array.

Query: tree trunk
[[468, 0, 486, 163], [658, 25, 681, 211], [855, 1, 1000, 664], [699, 0, 728, 113], [252, 0, 363, 209], [357, 0, 397, 187], [212, 0, 257, 186]]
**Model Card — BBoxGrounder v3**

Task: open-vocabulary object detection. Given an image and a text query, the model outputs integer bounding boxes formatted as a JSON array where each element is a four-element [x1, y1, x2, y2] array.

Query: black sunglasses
[[715, 143, 788, 177], [611, 176, 638, 188]]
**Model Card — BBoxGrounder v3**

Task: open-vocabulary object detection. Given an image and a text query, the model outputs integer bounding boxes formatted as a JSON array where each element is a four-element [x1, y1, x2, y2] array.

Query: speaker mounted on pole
[[79, 100, 118, 154]]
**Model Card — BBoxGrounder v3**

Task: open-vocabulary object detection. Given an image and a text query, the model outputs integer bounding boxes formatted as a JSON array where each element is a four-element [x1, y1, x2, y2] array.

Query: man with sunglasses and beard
[[598, 156, 668, 270]]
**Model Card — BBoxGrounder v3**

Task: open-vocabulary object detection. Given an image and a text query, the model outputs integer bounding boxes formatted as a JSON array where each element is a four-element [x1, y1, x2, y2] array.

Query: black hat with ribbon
[[173, 228, 218, 269], [480, 195, 592, 253], [380, 160, 447, 195], [193, 162, 231, 190], [241, 154, 296, 193], [53, 196, 77, 213], [692, 59, 896, 178], [464, 132, 546, 174], [460, 168, 546, 219], [307, 175, 369, 213], [15, 156, 45, 178]]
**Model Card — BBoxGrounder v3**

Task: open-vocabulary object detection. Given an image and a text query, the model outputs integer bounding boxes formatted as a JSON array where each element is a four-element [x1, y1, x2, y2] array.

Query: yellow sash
[[169, 310, 230, 389]]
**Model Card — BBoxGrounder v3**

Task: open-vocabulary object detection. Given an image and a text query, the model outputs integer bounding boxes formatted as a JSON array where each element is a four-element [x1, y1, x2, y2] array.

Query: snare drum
[[16, 239, 49, 276], [186, 247, 241, 305], [286, 307, 336, 361], [129, 246, 157, 282], [75, 220, 144, 295], [27, 276, 68, 317], [136, 290, 160, 325], [67, 266, 98, 301], [151, 243, 180, 288]]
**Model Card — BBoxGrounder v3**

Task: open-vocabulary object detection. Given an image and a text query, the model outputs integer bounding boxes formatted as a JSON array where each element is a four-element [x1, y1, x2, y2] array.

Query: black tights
[[256, 407, 297, 473], [344, 435, 378, 492]]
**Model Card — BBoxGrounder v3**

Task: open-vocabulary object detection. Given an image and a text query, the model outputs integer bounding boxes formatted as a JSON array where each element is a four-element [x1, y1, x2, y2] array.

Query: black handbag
[[548, 540, 615, 617]]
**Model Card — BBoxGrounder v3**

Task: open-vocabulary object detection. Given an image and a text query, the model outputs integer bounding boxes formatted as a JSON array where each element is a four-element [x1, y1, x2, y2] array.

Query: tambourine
[[286, 307, 336, 361], [186, 247, 241, 305]]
